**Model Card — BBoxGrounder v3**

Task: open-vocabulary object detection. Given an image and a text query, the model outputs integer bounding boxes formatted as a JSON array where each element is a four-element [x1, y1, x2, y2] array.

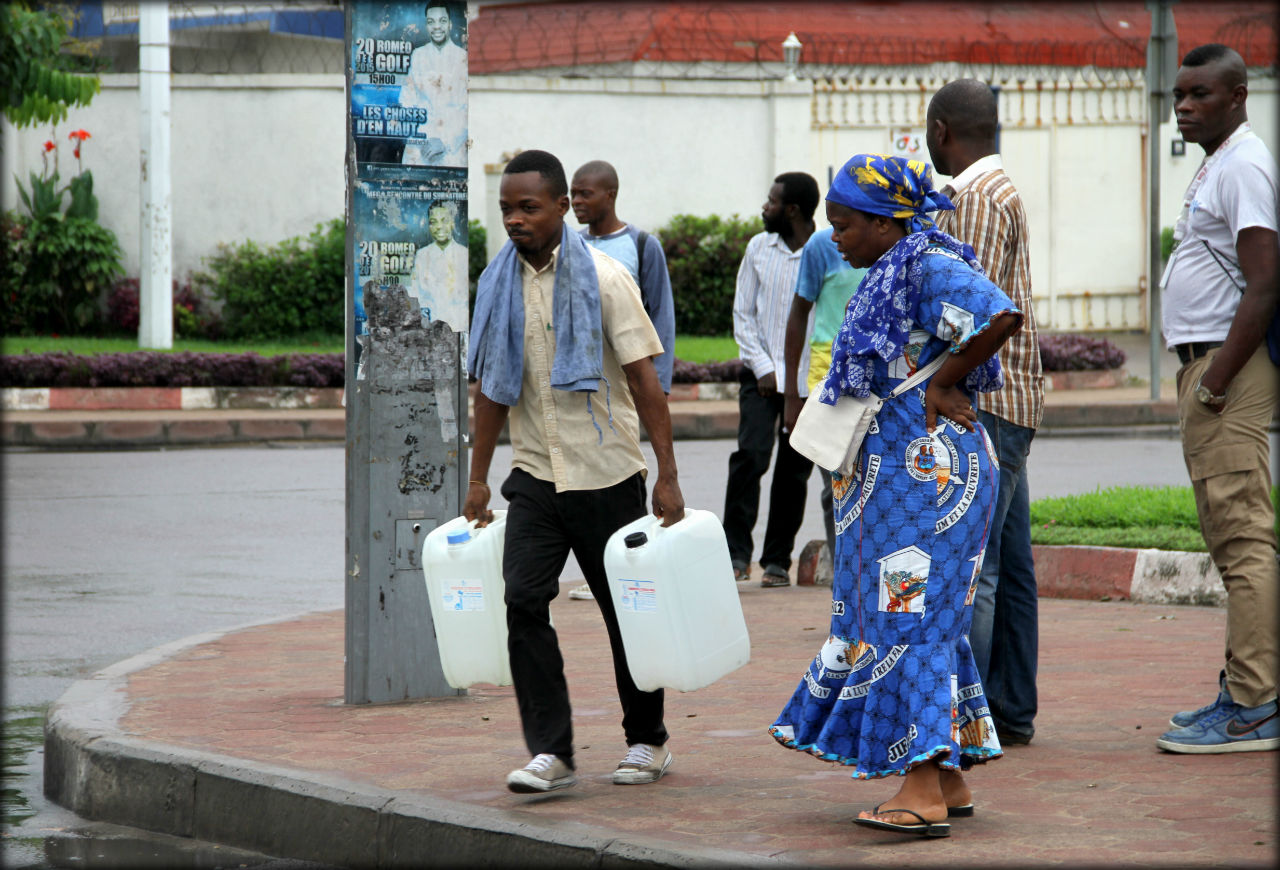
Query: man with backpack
[[567, 159, 677, 602]]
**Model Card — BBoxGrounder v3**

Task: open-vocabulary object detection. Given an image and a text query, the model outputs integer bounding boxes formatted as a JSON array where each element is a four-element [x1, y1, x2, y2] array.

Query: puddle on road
[[2, 707, 339, 870]]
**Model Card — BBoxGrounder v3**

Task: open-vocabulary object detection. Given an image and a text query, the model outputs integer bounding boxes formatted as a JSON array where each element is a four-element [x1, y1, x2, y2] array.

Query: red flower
[[43, 140, 56, 152], [68, 129, 91, 142], [73, 146, 81, 159]]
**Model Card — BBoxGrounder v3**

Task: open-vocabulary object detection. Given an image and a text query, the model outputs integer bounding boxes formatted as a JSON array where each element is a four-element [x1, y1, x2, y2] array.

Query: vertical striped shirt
[[936, 156, 1044, 430], [733, 231, 808, 387]]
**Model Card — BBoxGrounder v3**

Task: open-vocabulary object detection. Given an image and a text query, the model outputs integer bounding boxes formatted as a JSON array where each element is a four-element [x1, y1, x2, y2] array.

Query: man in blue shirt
[[568, 160, 677, 601], [571, 160, 675, 393], [783, 230, 866, 566]]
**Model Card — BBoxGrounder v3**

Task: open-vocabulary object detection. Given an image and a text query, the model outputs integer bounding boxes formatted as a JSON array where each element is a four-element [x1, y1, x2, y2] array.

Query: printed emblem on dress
[[964, 550, 983, 606], [888, 723, 919, 762], [888, 329, 932, 380], [950, 674, 961, 745], [954, 680, 999, 750], [877, 546, 930, 614], [835, 455, 881, 533], [935, 452, 981, 533], [816, 635, 878, 680], [981, 422, 999, 470], [938, 302, 976, 343], [837, 644, 909, 699], [959, 711, 998, 750], [905, 431, 959, 501]]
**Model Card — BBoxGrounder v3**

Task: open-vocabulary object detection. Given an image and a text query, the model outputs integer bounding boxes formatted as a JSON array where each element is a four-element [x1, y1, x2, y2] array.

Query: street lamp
[[782, 32, 802, 80]]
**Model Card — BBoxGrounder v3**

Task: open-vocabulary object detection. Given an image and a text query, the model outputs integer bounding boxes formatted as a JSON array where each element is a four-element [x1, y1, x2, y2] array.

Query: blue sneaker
[[1156, 698, 1280, 754], [1169, 670, 1229, 728]]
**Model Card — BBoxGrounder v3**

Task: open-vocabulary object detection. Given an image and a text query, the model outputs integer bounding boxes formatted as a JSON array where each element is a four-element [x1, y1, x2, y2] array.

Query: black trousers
[[501, 468, 668, 768], [722, 368, 814, 570]]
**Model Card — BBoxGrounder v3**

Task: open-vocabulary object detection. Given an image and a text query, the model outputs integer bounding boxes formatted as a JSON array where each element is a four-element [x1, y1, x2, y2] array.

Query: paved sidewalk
[[46, 576, 1277, 868]]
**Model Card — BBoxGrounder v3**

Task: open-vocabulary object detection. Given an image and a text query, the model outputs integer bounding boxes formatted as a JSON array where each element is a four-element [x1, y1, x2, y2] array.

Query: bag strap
[[886, 351, 949, 399], [1202, 240, 1244, 292]]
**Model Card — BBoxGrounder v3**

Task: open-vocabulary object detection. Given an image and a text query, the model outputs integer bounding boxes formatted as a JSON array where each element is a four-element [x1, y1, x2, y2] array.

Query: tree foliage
[[2, 2, 101, 128]]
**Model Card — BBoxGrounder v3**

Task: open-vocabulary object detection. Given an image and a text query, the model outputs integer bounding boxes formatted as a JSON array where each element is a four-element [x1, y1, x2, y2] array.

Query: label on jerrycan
[[616, 579, 657, 613]]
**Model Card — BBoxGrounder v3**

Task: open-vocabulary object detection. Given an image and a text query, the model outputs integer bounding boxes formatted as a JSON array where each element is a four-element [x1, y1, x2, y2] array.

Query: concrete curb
[[44, 615, 780, 870], [3, 412, 347, 449], [3, 387, 347, 412], [1033, 544, 1224, 606]]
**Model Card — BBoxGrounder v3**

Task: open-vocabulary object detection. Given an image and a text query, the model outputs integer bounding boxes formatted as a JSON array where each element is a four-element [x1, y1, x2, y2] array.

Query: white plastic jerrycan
[[421, 511, 511, 689], [604, 509, 750, 692]]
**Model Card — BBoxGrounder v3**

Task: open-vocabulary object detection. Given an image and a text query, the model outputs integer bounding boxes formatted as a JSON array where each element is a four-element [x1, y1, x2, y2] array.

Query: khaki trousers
[[1176, 344, 1280, 708]]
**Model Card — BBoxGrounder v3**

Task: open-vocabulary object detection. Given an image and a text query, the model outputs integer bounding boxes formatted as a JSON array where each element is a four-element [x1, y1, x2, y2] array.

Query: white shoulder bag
[[788, 353, 948, 477]]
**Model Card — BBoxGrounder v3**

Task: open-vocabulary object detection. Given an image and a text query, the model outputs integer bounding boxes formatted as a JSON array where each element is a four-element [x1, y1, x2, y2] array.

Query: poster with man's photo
[[352, 169, 469, 372], [351, 1, 468, 174]]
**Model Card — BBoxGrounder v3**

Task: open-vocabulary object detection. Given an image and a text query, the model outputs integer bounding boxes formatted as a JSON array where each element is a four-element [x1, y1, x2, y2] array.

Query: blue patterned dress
[[771, 241, 1017, 779]]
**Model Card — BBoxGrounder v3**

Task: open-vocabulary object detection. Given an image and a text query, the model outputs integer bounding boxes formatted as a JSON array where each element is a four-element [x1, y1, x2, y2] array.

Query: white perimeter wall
[[2, 70, 1275, 333], [1, 74, 346, 283]]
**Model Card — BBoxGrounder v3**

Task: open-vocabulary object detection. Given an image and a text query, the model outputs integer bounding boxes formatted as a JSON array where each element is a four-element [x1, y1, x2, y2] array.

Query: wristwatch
[[1194, 379, 1228, 407]]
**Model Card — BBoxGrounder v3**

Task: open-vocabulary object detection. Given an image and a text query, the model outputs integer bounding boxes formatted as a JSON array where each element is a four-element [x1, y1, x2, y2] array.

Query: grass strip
[[1029, 484, 1280, 552], [4, 334, 740, 363]]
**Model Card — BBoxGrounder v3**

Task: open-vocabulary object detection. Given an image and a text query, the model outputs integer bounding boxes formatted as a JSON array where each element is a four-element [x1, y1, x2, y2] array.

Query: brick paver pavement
[[118, 579, 1276, 866]]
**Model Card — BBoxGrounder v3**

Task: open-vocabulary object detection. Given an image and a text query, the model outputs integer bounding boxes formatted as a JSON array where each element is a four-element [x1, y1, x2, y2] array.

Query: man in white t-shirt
[[1156, 43, 1280, 755]]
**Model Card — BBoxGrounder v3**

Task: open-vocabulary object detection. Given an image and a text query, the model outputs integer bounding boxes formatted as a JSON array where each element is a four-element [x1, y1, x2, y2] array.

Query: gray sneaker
[[612, 743, 673, 785], [507, 753, 576, 793]]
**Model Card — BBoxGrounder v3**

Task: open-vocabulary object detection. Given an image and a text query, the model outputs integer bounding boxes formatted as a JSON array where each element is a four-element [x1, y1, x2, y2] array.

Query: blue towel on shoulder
[[467, 223, 605, 409]]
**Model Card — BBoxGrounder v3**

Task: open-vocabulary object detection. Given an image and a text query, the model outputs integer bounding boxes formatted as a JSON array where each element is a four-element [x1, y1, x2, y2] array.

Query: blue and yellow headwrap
[[826, 154, 954, 233]]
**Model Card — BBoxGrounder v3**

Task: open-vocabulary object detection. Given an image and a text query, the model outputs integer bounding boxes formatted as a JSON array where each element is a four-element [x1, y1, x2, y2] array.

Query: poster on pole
[[351, 1, 468, 174], [352, 169, 469, 373]]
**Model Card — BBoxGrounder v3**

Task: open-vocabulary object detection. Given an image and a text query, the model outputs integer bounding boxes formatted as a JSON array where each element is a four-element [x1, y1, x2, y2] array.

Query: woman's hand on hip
[[925, 381, 978, 432]]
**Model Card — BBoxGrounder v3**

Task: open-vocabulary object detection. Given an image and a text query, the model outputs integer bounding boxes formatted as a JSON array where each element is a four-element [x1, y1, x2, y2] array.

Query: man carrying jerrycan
[[465, 149, 686, 793]]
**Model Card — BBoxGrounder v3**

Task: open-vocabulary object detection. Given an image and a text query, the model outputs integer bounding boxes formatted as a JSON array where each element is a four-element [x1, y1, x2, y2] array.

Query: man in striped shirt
[[928, 79, 1045, 746], [724, 172, 819, 588]]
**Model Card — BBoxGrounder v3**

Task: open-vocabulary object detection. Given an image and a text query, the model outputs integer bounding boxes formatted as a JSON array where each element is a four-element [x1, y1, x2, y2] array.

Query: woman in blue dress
[[770, 154, 1023, 838]]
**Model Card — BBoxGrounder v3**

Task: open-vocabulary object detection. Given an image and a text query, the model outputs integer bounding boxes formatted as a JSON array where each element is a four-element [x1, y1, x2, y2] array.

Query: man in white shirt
[[724, 173, 818, 588], [408, 201, 469, 329], [1156, 43, 1280, 755], [399, 3, 467, 166]]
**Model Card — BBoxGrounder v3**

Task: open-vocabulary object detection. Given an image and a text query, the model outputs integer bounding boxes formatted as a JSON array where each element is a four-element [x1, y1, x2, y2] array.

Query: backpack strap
[[635, 229, 649, 282]]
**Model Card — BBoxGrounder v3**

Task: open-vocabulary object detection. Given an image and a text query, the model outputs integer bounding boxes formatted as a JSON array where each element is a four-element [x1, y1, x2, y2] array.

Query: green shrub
[[2, 208, 122, 335], [467, 219, 487, 288], [657, 213, 762, 337], [196, 218, 344, 340], [468, 218, 487, 316]]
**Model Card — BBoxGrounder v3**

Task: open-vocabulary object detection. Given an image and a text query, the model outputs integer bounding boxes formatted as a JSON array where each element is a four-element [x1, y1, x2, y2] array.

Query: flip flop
[[854, 808, 951, 838], [947, 804, 975, 818]]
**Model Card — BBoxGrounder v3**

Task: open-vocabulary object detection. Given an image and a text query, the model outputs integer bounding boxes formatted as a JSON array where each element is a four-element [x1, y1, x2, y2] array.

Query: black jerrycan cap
[[624, 532, 648, 549]]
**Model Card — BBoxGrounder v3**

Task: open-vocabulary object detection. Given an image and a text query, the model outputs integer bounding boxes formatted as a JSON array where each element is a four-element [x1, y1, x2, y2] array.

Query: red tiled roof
[[469, 1, 1277, 73]]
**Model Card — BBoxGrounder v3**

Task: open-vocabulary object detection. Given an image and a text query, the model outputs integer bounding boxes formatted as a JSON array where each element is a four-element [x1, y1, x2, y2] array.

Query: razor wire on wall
[[67, 2, 1278, 82], [466, 2, 1278, 82]]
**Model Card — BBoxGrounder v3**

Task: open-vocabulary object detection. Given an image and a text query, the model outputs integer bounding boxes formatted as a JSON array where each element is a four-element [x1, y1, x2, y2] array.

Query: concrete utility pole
[[138, 1, 172, 349], [344, 2, 471, 704], [1146, 0, 1178, 401]]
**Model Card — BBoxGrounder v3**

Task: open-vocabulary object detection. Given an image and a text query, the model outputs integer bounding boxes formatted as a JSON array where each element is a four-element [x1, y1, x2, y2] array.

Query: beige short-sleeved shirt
[[506, 245, 664, 492]]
